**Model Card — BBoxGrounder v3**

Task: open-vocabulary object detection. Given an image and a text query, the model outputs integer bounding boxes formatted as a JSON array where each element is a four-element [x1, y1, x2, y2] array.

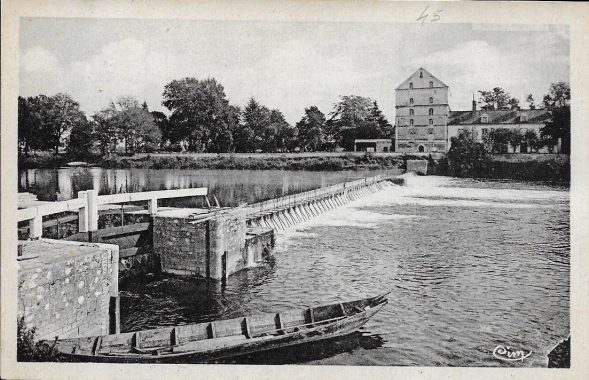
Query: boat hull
[[47, 294, 389, 364]]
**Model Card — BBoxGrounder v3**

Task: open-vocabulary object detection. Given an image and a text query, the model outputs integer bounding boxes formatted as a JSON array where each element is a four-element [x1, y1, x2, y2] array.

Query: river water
[[19, 169, 569, 366]]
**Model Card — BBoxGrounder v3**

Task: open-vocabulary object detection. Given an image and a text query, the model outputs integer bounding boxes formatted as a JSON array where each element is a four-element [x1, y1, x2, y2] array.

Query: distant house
[[448, 108, 554, 153], [394, 67, 555, 153], [354, 139, 392, 153]]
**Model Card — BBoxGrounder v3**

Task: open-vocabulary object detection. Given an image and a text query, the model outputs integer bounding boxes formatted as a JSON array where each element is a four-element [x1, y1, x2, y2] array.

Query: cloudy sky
[[20, 18, 569, 124]]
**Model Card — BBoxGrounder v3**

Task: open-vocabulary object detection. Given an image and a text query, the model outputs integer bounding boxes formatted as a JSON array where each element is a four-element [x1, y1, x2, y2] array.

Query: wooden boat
[[44, 293, 388, 363]]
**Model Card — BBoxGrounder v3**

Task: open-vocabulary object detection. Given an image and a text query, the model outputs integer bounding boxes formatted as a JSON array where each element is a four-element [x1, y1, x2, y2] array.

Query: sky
[[19, 18, 569, 124]]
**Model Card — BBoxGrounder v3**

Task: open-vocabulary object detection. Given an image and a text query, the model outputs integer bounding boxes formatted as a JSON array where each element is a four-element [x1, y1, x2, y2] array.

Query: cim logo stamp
[[493, 345, 532, 362]]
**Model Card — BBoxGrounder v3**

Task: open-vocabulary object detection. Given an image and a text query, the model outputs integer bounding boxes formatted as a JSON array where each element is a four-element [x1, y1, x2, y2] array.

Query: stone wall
[[153, 213, 208, 277], [154, 208, 252, 280], [17, 239, 119, 340]]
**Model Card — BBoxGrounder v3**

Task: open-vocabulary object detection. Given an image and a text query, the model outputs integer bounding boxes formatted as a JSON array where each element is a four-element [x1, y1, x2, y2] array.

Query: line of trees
[[18, 77, 394, 158]]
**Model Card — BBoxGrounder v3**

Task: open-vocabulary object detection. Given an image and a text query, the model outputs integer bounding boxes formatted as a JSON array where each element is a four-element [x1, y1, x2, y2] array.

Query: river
[[19, 169, 569, 367]]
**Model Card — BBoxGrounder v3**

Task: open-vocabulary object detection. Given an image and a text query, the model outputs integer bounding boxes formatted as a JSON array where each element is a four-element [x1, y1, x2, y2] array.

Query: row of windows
[[409, 119, 435, 125], [409, 81, 434, 89], [462, 127, 532, 136], [478, 115, 527, 124], [409, 97, 434, 104], [409, 108, 435, 116]]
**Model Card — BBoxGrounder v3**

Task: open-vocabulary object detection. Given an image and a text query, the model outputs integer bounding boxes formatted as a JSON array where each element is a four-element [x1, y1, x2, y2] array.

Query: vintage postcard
[[2, 1, 588, 379]]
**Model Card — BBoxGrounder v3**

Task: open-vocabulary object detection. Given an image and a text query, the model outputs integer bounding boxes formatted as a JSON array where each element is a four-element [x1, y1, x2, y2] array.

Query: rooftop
[[448, 109, 550, 125]]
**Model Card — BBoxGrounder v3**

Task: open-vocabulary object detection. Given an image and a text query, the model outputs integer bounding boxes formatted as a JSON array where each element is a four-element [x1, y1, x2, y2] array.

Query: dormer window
[[409, 82, 413, 89], [420, 71, 423, 78], [409, 109, 414, 116], [521, 114, 528, 122], [409, 98, 414, 104], [481, 114, 488, 123], [429, 81, 433, 88], [429, 108, 433, 116], [429, 97, 433, 104]]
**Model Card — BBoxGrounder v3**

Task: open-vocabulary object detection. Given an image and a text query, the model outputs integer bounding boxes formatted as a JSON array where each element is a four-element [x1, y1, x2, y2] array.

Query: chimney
[[472, 93, 476, 112]]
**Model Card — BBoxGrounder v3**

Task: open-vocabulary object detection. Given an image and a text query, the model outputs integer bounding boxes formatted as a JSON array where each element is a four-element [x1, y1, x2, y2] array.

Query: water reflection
[[216, 332, 385, 365], [18, 168, 398, 205]]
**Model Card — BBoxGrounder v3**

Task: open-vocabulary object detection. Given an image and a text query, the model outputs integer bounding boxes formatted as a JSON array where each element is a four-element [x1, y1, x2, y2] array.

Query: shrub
[[17, 317, 59, 362]]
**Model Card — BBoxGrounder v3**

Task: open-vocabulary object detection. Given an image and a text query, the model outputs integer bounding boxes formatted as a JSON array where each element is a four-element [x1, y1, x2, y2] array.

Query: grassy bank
[[442, 154, 570, 183], [100, 153, 407, 171]]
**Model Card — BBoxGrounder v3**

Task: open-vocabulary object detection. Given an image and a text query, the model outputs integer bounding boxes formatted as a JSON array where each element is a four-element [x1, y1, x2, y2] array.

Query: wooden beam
[[97, 187, 208, 205]]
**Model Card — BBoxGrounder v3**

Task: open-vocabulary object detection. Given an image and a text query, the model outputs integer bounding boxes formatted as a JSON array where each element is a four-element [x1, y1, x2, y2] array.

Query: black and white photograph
[[1, 1, 588, 379]]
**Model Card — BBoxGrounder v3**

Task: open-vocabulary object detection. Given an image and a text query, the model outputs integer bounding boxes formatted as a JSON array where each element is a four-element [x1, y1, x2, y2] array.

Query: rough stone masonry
[[154, 208, 273, 280], [17, 239, 119, 340]]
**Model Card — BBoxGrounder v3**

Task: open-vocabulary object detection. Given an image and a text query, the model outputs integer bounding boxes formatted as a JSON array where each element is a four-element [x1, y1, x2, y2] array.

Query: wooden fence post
[[78, 191, 89, 235], [30, 214, 43, 239]]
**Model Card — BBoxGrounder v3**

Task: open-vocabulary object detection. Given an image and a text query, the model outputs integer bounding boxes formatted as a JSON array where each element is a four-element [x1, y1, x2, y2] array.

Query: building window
[[428, 127, 434, 134], [410, 119, 414, 125], [481, 115, 488, 123], [420, 71, 423, 78], [482, 128, 489, 137], [429, 97, 433, 104], [429, 119, 433, 125], [429, 81, 433, 88], [409, 98, 414, 104], [409, 82, 413, 89], [429, 108, 433, 116], [521, 114, 528, 122], [409, 109, 414, 116]]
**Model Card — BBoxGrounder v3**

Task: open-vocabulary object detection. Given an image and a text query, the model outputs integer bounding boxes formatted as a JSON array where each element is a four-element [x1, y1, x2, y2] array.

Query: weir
[[245, 175, 396, 231]]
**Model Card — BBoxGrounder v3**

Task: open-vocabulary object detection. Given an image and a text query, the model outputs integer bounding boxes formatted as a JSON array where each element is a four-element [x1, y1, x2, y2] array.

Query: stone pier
[[17, 239, 119, 339], [153, 208, 274, 281]]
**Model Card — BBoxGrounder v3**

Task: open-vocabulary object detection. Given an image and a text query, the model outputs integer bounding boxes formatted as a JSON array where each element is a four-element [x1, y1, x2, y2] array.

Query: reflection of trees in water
[[19, 168, 392, 205]]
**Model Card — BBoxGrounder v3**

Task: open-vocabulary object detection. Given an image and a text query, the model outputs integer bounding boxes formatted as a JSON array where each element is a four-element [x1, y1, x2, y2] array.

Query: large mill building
[[394, 68, 552, 153]]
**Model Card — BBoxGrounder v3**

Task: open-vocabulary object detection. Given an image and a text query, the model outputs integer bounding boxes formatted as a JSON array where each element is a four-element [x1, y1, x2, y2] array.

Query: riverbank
[[20, 152, 430, 171], [18, 152, 569, 183], [443, 154, 570, 184]]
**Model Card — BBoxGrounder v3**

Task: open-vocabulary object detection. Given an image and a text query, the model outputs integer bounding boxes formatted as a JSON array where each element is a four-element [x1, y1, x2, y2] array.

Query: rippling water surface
[[118, 174, 569, 367]]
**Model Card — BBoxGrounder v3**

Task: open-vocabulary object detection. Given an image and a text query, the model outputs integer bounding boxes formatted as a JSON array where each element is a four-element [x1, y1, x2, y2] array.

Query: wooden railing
[[17, 188, 208, 240], [245, 175, 382, 216]]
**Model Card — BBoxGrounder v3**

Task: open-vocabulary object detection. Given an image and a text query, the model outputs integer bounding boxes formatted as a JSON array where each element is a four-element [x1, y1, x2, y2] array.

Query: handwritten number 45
[[417, 5, 443, 25]]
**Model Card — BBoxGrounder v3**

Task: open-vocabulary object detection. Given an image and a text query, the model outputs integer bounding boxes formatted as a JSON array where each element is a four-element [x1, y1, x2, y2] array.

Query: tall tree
[[328, 96, 391, 151], [68, 119, 95, 159], [483, 128, 511, 154], [507, 129, 524, 153], [162, 77, 235, 152], [30, 93, 87, 155], [526, 94, 536, 110], [18, 96, 42, 156], [541, 82, 570, 154], [111, 97, 161, 154], [478, 87, 520, 110], [367, 101, 394, 139], [243, 98, 271, 151], [296, 106, 326, 151], [151, 111, 171, 147], [266, 109, 291, 152], [92, 104, 119, 156], [447, 129, 488, 177]]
